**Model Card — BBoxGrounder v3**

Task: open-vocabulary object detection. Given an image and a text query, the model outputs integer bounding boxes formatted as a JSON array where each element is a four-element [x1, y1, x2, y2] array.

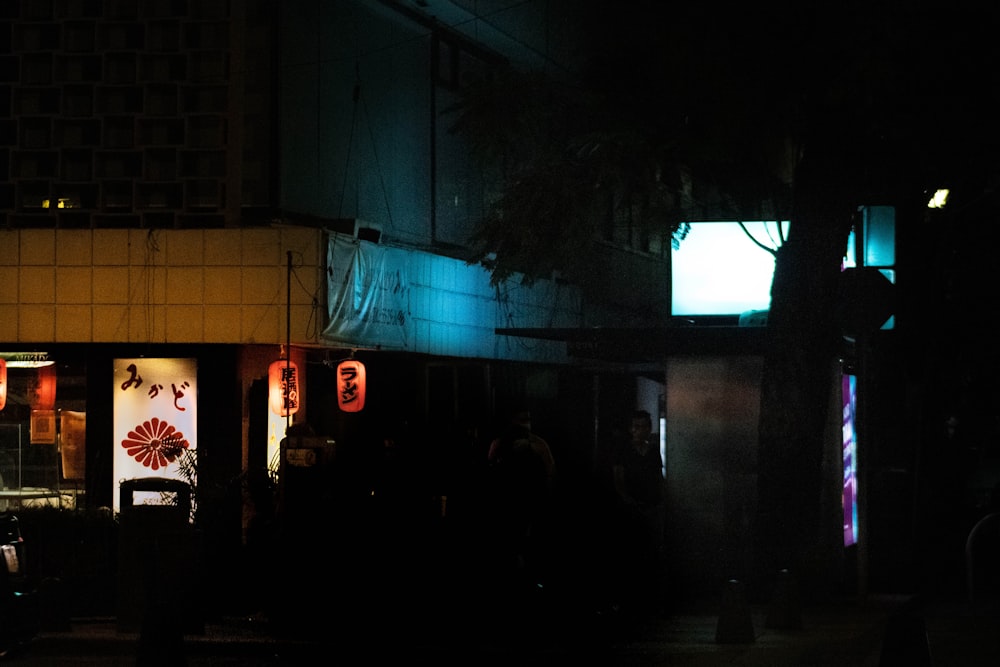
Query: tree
[[448, 1, 1000, 595], [445, 66, 692, 286]]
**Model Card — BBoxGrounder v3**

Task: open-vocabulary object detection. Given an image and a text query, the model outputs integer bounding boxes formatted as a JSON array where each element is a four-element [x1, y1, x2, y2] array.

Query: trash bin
[[116, 477, 203, 635]]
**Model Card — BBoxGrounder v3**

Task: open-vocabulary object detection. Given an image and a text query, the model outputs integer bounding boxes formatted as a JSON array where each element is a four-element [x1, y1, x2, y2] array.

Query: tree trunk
[[756, 139, 857, 597]]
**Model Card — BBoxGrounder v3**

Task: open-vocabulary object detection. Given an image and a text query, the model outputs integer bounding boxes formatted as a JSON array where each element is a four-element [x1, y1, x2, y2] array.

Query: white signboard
[[113, 358, 197, 513]]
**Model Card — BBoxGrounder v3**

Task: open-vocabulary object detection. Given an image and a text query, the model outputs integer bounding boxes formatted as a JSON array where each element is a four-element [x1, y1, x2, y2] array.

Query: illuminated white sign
[[671, 221, 784, 317], [112, 358, 197, 514]]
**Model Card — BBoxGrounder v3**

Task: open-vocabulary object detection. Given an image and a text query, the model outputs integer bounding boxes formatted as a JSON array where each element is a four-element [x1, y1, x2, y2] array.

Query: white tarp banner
[[322, 234, 410, 350]]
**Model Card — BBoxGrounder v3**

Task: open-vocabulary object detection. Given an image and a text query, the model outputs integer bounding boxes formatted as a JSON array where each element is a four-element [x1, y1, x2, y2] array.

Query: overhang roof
[[496, 325, 768, 362]]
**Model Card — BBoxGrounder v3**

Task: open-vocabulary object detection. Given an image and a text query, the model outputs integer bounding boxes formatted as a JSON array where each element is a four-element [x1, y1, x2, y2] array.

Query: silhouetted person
[[244, 467, 277, 623], [612, 409, 665, 616], [486, 410, 556, 590]]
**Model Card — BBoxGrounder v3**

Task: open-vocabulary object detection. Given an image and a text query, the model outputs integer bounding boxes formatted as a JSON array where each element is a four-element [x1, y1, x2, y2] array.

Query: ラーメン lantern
[[268, 357, 300, 417], [336, 359, 366, 412], [0, 359, 6, 411]]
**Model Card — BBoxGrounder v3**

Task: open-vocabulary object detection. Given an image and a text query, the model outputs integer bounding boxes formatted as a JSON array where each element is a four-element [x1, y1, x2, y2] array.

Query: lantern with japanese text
[[268, 357, 300, 417], [0, 359, 6, 411], [337, 359, 366, 412], [30, 363, 57, 410]]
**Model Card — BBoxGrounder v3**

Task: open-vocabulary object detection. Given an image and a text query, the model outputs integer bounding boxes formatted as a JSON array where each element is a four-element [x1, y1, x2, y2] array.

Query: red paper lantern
[[0, 360, 6, 411], [31, 364, 57, 410], [268, 358, 300, 416], [337, 360, 366, 412]]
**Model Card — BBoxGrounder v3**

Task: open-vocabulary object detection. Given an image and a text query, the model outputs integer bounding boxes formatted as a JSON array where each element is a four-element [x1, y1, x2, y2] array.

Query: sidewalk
[[453, 594, 999, 667], [449, 595, 899, 667], [17, 594, 1000, 666]]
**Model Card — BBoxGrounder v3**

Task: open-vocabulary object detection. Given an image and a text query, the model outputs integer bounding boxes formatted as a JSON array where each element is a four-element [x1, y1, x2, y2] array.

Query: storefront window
[[0, 354, 84, 510]]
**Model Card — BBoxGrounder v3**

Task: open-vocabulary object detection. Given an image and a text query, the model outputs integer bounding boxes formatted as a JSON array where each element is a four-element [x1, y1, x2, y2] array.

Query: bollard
[[878, 612, 932, 667], [765, 568, 802, 630], [716, 579, 755, 644]]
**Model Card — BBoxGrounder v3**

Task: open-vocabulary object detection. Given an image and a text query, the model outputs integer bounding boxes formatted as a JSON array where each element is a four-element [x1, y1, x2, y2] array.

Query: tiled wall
[[323, 233, 578, 363], [0, 226, 323, 345]]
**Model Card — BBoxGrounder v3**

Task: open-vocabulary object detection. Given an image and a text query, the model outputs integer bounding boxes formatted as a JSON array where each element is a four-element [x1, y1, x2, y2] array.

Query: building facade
[[2, 0, 684, 619]]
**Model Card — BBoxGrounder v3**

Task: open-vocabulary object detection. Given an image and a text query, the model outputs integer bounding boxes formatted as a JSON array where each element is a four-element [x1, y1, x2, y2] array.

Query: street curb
[[27, 618, 323, 658]]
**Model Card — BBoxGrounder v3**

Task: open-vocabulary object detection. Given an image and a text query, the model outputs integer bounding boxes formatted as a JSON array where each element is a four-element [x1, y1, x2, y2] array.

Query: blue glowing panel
[[862, 205, 895, 267], [843, 206, 895, 329]]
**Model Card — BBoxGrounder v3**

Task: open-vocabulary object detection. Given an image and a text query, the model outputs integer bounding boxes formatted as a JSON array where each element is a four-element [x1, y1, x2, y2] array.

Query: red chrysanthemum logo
[[122, 417, 190, 470]]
